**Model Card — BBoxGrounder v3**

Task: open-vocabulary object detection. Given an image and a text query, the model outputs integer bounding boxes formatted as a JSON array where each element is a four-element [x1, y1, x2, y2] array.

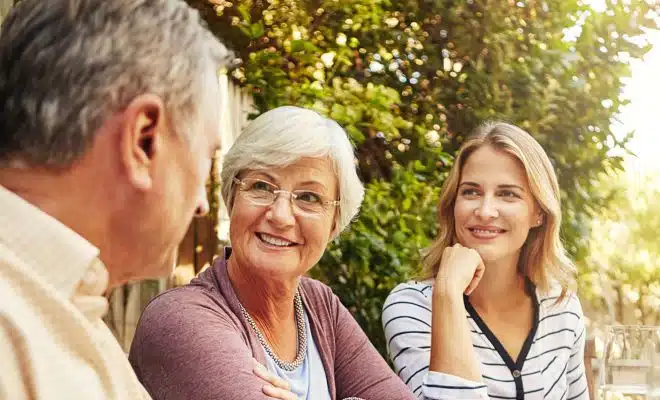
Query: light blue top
[[262, 310, 332, 400]]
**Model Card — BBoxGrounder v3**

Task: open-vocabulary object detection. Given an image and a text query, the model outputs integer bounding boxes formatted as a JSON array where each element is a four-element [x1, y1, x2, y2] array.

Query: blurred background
[[2, 0, 659, 394]]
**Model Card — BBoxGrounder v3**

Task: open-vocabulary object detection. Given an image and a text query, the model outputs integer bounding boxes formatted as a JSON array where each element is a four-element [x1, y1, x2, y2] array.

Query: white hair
[[221, 106, 365, 233]]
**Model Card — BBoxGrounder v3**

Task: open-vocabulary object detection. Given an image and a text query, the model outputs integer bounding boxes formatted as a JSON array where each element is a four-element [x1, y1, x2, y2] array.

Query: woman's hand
[[252, 359, 298, 400], [428, 244, 485, 381], [434, 243, 485, 298]]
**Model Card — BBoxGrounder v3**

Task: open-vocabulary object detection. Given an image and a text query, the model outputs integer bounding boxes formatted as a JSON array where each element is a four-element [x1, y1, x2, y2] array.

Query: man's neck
[[0, 166, 109, 262]]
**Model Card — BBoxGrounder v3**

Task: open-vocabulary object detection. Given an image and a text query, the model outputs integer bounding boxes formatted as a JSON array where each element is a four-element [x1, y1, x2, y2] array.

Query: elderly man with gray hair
[[0, 0, 230, 398]]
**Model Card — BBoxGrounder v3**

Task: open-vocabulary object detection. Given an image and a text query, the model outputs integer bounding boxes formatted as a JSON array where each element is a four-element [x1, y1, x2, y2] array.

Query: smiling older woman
[[129, 106, 414, 400]]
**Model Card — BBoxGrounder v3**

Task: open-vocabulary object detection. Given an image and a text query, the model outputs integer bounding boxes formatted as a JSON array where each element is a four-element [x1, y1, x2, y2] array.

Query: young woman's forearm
[[429, 290, 482, 381]]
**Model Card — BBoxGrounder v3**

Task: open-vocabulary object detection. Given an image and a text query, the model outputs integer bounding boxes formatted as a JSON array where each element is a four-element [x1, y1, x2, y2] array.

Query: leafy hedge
[[188, 0, 659, 357]]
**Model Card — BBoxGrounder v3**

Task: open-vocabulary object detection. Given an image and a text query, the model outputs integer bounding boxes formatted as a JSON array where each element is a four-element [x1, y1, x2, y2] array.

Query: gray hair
[[221, 106, 365, 233], [0, 0, 232, 167]]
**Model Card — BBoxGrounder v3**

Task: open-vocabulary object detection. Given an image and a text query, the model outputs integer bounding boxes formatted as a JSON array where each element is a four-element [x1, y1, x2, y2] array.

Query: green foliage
[[311, 162, 442, 355], [581, 172, 660, 326], [188, 0, 659, 357]]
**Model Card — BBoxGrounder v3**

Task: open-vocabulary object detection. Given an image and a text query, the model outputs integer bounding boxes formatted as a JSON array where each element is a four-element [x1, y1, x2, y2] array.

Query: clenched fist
[[434, 244, 485, 298]]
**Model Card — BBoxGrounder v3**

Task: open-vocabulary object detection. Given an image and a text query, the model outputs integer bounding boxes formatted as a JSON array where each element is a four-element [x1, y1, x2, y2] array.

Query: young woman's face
[[454, 146, 542, 266]]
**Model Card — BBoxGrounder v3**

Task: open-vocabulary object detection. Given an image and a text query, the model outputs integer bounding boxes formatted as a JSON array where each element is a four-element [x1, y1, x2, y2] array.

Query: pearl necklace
[[240, 291, 307, 371]]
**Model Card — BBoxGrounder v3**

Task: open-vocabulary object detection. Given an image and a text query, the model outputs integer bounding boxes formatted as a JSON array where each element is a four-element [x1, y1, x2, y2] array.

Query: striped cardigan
[[382, 280, 589, 400]]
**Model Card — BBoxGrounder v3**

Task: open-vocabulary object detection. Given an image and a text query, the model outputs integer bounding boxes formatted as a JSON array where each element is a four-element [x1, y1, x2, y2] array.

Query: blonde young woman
[[382, 122, 589, 400]]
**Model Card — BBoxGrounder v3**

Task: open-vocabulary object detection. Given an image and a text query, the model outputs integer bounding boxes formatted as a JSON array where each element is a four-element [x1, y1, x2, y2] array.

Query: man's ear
[[119, 94, 166, 191]]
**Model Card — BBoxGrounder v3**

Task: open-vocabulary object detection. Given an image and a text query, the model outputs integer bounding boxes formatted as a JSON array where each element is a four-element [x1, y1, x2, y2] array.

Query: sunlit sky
[[582, 0, 659, 184], [587, 0, 660, 183], [616, 28, 660, 174]]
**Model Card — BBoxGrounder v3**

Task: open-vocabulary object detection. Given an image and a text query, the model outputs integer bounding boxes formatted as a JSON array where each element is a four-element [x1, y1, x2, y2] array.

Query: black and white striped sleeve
[[565, 298, 589, 400], [383, 282, 488, 400]]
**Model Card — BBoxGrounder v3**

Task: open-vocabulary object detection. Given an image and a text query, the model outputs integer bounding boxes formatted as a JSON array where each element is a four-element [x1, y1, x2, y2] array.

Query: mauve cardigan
[[129, 249, 414, 400]]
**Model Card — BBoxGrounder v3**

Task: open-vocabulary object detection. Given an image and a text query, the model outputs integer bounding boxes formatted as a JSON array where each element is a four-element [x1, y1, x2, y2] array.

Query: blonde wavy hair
[[420, 122, 576, 299]]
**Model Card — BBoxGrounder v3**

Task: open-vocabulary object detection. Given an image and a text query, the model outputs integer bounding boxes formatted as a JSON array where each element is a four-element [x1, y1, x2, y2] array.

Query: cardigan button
[[512, 369, 521, 378]]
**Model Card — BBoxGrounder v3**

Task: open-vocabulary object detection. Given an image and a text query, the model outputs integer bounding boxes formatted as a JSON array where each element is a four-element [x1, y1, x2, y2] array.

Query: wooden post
[[585, 337, 596, 400]]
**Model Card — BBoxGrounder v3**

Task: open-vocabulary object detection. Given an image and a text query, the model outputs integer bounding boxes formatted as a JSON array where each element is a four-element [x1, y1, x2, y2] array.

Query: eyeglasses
[[232, 177, 339, 218]]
